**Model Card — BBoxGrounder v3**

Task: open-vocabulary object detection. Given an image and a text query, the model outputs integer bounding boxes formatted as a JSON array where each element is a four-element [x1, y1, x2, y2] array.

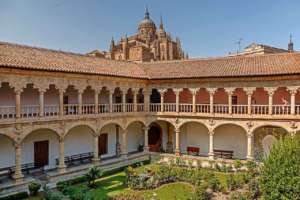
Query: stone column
[[13, 143, 24, 183], [143, 88, 150, 112], [225, 88, 235, 114], [92, 135, 100, 163], [207, 88, 217, 114], [174, 88, 182, 113], [116, 125, 121, 156], [208, 130, 214, 160], [59, 89, 64, 117], [245, 87, 255, 115], [174, 127, 180, 156], [143, 126, 149, 152], [94, 89, 99, 114], [266, 87, 277, 115], [109, 89, 113, 113], [39, 89, 45, 117], [158, 89, 166, 112], [191, 88, 198, 113], [166, 124, 173, 153], [58, 137, 66, 173], [122, 90, 127, 112], [78, 89, 83, 115], [121, 129, 128, 158], [133, 89, 137, 112], [246, 133, 254, 160], [288, 87, 298, 115], [15, 89, 22, 119]]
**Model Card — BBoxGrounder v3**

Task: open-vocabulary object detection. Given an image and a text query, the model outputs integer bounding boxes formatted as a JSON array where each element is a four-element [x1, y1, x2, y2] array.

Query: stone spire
[[110, 37, 115, 51], [288, 33, 294, 52], [159, 15, 164, 30], [145, 7, 150, 19]]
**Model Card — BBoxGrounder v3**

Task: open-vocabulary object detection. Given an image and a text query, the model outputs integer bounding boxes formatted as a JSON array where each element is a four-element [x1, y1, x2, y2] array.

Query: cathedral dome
[[138, 8, 156, 32]]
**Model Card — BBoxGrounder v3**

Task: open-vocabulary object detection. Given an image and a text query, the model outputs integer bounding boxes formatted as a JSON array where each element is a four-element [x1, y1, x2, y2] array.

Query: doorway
[[148, 124, 162, 152], [34, 140, 49, 167], [99, 134, 108, 155]]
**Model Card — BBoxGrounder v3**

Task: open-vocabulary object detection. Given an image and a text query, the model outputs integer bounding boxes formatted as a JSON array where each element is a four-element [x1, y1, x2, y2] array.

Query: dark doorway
[[148, 124, 162, 152], [34, 140, 49, 167], [99, 134, 108, 155]]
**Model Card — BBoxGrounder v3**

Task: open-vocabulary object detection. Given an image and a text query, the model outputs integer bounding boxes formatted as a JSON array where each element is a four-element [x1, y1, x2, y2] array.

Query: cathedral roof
[[1, 41, 300, 80]]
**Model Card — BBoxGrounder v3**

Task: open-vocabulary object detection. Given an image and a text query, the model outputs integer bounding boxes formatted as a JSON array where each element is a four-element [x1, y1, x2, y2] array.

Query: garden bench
[[56, 152, 93, 167], [213, 149, 234, 159], [187, 147, 200, 156]]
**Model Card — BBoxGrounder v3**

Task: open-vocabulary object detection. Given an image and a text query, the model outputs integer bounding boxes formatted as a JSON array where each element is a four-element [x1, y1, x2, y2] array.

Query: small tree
[[85, 166, 102, 188], [260, 135, 300, 200]]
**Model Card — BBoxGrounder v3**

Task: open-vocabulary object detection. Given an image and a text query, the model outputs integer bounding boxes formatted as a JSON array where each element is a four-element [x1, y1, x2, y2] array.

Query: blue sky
[[0, 0, 299, 58]]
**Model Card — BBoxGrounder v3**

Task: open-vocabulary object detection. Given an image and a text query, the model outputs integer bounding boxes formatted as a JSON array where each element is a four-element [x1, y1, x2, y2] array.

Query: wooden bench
[[56, 152, 93, 167], [187, 147, 200, 156], [0, 163, 38, 179], [214, 149, 234, 159]]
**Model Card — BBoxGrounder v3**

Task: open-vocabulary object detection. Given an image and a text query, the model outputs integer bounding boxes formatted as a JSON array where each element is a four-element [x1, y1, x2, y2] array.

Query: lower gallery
[[0, 42, 299, 193]]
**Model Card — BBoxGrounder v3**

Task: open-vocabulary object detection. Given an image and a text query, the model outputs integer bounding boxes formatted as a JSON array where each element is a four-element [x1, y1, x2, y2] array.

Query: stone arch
[[147, 118, 176, 128], [21, 127, 60, 142], [126, 120, 145, 153], [0, 132, 16, 168], [0, 129, 16, 142], [179, 121, 210, 156], [100, 120, 125, 132], [65, 122, 97, 137], [252, 123, 290, 134], [252, 125, 288, 160], [178, 119, 209, 130], [64, 123, 97, 137], [125, 119, 146, 130], [147, 119, 176, 152], [213, 123, 248, 159], [213, 122, 247, 134], [21, 128, 61, 168]]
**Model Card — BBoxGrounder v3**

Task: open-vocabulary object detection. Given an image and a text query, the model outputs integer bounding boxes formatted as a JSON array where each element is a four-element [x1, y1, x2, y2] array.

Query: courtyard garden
[[4, 135, 299, 200]]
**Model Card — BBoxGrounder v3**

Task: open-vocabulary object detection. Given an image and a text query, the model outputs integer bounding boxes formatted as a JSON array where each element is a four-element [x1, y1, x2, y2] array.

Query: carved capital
[[206, 88, 217, 95], [190, 88, 199, 95], [290, 121, 298, 130], [158, 88, 167, 95], [287, 86, 299, 95], [244, 87, 256, 96], [265, 87, 277, 96], [224, 87, 235, 95], [173, 88, 183, 95]]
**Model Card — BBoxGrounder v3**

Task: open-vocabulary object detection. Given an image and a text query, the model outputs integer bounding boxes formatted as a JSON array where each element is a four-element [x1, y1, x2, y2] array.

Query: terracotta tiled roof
[[1, 41, 300, 80], [0, 42, 148, 79], [141, 53, 300, 79]]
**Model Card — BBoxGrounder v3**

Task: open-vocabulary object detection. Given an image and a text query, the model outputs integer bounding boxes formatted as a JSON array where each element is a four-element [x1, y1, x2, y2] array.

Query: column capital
[[206, 88, 217, 95], [158, 88, 167, 95], [224, 87, 235, 95], [209, 130, 214, 136], [244, 87, 256, 95], [287, 86, 299, 95], [190, 88, 199, 95], [265, 87, 278, 96], [143, 125, 149, 132], [173, 88, 183, 95]]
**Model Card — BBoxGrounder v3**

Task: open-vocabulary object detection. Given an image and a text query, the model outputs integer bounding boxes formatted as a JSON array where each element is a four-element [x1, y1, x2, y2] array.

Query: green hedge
[[0, 191, 28, 200], [56, 159, 150, 191]]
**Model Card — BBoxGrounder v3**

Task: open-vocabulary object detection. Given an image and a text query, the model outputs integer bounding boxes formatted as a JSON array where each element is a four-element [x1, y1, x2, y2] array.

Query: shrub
[[0, 191, 28, 200], [245, 160, 257, 174], [43, 185, 64, 200], [109, 193, 144, 200], [233, 160, 242, 171], [207, 175, 221, 192], [85, 166, 102, 188], [226, 174, 238, 191], [259, 136, 300, 200], [248, 178, 260, 199], [192, 184, 211, 200], [28, 182, 41, 196]]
